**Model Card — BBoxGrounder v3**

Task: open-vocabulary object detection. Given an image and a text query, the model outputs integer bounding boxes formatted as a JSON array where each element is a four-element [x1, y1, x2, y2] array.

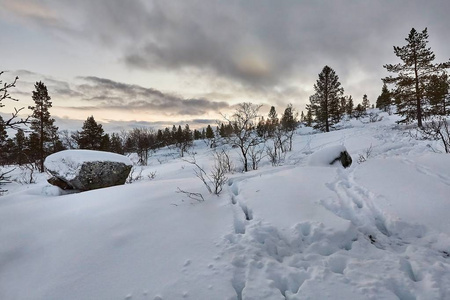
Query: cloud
[[3, 70, 83, 101], [2, 0, 61, 26], [74, 76, 229, 116]]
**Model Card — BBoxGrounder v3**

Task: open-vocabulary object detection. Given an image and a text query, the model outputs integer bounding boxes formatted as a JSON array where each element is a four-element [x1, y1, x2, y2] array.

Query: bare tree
[[182, 154, 228, 196], [222, 102, 264, 172], [418, 118, 450, 153], [213, 149, 234, 173], [248, 145, 265, 170], [0, 71, 29, 130]]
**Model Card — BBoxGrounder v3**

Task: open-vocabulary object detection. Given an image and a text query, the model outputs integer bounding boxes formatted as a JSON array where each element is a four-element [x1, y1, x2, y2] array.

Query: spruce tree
[[346, 95, 354, 116], [426, 73, 449, 116], [309, 66, 344, 132], [339, 96, 347, 118], [13, 129, 28, 165], [376, 83, 392, 112], [29, 81, 59, 172], [77, 116, 105, 150], [383, 28, 450, 127], [280, 104, 298, 151], [267, 106, 279, 137], [305, 105, 313, 127], [205, 125, 214, 139], [110, 133, 124, 154], [362, 94, 370, 110]]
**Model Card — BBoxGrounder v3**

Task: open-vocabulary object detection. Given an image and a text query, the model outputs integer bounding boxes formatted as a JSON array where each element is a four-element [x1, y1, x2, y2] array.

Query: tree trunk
[[413, 50, 423, 128], [325, 72, 329, 132], [39, 108, 44, 172]]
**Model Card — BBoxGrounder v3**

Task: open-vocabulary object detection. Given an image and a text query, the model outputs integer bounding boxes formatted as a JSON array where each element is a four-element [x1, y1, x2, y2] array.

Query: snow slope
[[1, 112, 449, 299]]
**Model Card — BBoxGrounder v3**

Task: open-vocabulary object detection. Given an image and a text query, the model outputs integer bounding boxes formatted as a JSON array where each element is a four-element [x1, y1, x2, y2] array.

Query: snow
[[44, 149, 132, 180], [1, 112, 450, 299], [307, 144, 347, 167]]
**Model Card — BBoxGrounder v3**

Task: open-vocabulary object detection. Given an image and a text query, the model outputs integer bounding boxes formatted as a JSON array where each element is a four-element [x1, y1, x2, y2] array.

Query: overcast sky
[[1, 0, 449, 131]]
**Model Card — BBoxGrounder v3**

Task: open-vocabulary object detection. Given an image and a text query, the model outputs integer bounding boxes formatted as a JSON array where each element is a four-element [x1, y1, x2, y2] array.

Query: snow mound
[[308, 144, 349, 167], [44, 150, 132, 181]]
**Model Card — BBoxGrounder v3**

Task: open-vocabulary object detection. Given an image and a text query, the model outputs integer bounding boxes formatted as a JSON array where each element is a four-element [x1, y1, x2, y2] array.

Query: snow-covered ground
[[1, 112, 450, 299]]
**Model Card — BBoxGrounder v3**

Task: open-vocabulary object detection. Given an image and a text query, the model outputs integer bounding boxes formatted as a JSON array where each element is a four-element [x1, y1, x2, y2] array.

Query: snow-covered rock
[[44, 150, 132, 191], [308, 144, 352, 168]]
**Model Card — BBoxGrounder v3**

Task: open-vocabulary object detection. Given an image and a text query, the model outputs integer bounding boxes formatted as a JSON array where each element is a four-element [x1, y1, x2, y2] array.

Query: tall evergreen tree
[[426, 73, 449, 116], [376, 83, 392, 112], [310, 66, 344, 132], [346, 95, 354, 116], [305, 105, 313, 127], [362, 94, 370, 110], [109, 132, 124, 154], [267, 106, 279, 137], [383, 28, 450, 127], [13, 129, 28, 165], [28, 81, 59, 172], [280, 104, 298, 151], [339, 96, 347, 117], [205, 125, 215, 139], [77, 116, 105, 150]]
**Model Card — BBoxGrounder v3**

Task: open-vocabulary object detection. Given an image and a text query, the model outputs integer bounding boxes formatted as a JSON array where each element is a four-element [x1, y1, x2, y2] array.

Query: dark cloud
[[72, 1, 450, 90], [3, 70, 227, 117], [74, 76, 229, 116], [3, 70, 83, 101]]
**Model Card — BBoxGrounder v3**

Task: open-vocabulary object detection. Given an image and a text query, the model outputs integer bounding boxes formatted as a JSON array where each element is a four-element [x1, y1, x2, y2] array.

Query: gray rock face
[[81, 161, 131, 190], [45, 150, 132, 191], [330, 151, 353, 168]]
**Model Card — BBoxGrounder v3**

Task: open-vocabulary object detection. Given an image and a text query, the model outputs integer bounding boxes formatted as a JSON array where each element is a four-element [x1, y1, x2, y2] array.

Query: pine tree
[[26, 132, 40, 164], [300, 111, 305, 123], [13, 129, 28, 165], [109, 133, 124, 154], [305, 105, 313, 127], [354, 103, 365, 119], [383, 28, 450, 127], [205, 125, 214, 139], [163, 127, 171, 145], [362, 94, 370, 110], [280, 104, 298, 151], [100, 133, 111, 151], [346, 95, 354, 116], [339, 96, 347, 118], [376, 83, 392, 112], [28, 81, 59, 172], [267, 106, 279, 137], [426, 73, 449, 116], [177, 124, 193, 157], [77, 116, 105, 150], [310, 66, 344, 132]]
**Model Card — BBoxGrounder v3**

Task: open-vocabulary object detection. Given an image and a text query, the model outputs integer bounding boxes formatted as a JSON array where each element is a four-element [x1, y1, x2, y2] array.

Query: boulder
[[45, 150, 133, 191], [308, 145, 352, 168], [329, 150, 353, 168]]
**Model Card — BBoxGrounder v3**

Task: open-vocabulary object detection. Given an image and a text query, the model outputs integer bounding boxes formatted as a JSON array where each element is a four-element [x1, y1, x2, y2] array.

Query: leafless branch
[[176, 187, 204, 202]]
